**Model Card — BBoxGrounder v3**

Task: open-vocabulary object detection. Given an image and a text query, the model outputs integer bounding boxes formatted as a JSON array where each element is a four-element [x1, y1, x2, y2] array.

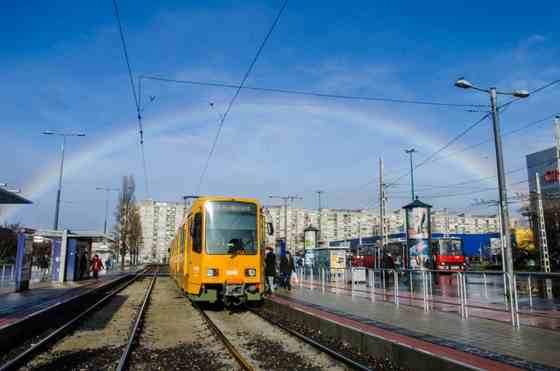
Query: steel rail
[[116, 267, 158, 371], [192, 303, 255, 371], [0, 266, 153, 371], [248, 307, 373, 371]]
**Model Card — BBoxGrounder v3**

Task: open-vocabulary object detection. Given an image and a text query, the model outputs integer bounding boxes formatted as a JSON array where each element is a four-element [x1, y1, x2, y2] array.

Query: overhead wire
[[499, 79, 560, 110], [111, 0, 150, 197], [384, 113, 491, 188], [195, 0, 289, 193], [383, 78, 560, 190], [427, 112, 560, 164], [140, 74, 488, 109]]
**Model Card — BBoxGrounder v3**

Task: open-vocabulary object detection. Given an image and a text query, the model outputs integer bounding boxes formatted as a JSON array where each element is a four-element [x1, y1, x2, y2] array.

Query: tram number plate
[[226, 270, 238, 276]]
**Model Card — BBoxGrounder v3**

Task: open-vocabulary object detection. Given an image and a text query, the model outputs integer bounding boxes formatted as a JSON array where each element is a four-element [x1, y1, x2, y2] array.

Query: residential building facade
[[136, 200, 500, 262], [137, 200, 186, 264], [265, 206, 499, 252]]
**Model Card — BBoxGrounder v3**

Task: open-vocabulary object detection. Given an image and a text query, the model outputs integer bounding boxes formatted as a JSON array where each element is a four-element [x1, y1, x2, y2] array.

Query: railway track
[[247, 306, 372, 371], [0, 266, 159, 371], [193, 303, 256, 371], [193, 301, 371, 371]]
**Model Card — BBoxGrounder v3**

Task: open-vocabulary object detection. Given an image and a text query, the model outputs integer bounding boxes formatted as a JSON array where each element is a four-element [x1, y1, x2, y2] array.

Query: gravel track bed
[[254, 306, 405, 370], [205, 308, 347, 370], [18, 277, 152, 371], [128, 277, 238, 370]]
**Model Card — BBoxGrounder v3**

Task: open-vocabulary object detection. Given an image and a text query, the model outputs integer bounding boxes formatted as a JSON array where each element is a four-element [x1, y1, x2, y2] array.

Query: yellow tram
[[169, 196, 272, 306]]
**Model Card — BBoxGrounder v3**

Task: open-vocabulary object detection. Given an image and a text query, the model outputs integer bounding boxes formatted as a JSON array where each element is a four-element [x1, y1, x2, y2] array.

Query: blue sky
[[1, 0, 559, 230]]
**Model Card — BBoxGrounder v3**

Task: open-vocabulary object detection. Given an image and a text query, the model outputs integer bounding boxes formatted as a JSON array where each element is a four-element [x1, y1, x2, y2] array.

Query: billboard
[[304, 229, 317, 249], [406, 207, 429, 239], [405, 201, 431, 270]]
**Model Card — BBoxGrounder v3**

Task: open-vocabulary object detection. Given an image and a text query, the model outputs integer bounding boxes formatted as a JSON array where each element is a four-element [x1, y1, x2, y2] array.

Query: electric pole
[[378, 158, 387, 269], [42, 130, 86, 230], [456, 79, 529, 328], [535, 173, 553, 298], [316, 190, 324, 243], [95, 187, 120, 234], [405, 148, 417, 201], [269, 195, 303, 253]]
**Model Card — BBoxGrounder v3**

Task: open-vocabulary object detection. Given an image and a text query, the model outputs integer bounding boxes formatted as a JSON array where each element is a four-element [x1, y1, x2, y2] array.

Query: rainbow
[[1, 102, 494, 224]]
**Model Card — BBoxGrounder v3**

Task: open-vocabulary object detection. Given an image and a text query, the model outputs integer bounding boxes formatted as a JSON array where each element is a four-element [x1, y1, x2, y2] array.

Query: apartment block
[[138, 200, 186, 263]]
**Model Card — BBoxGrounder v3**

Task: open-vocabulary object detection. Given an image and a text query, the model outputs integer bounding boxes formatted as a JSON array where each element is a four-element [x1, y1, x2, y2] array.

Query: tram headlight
[[245, 268, 257, 277], [207, 268, 219, 277]]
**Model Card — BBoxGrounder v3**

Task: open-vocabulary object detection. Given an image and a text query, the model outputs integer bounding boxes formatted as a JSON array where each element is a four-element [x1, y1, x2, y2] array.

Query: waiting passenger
[[90, 254, 104, 279], [80, 252, 89, 279], [264, 247, 276, 294], [280, 251, 295, 290]]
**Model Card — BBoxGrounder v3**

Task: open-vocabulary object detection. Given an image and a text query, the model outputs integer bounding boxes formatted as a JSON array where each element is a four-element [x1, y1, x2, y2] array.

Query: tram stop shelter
[[14, 229, 115, 292], [0, 187, 32, 205]]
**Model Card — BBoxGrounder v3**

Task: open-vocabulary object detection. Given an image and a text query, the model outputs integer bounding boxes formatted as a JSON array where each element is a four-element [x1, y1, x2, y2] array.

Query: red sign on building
[[544, 169, 560, 183]]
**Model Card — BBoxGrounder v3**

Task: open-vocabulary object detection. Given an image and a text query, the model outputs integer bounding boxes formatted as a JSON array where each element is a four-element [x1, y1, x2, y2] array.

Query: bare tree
[[0, 223, 20, 263], [128, 205, 142, 265], [114, 176, 141, 269]]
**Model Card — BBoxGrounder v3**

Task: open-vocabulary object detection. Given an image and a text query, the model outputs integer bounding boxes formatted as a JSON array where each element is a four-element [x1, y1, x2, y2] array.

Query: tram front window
[[439, 240, 463, 256], [205, 201, 257, 255]]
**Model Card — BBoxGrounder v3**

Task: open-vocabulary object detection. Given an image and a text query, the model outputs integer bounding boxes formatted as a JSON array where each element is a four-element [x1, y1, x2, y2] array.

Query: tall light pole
[[316, 190, 324, 243], [269, 195, 303, 253], [405, 148, 417, 201], [455, 78, 529, 328], [42, 130, 86, 230], [96, 187, 120, 234]]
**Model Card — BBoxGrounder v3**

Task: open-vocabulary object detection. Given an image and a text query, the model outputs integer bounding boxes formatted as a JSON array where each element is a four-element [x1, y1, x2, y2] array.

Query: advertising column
[[403, 198, 432, 270]]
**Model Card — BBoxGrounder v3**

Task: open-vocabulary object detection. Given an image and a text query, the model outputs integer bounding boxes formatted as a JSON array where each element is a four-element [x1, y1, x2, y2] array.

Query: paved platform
[[0, 270, 135, 329], [273, 286, 560, 370], [301, 279, 560, 330]]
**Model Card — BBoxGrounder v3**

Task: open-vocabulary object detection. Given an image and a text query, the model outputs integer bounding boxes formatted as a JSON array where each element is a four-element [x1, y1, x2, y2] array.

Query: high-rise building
[[136, 200, 500, 262], [265, 206, 498, 252], [137, 200, 186, 263]]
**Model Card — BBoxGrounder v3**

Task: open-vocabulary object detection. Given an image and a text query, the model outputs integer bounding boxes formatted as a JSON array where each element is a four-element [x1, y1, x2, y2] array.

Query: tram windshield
[[205, 201, 257, 255], [438, 239, 463, 256]]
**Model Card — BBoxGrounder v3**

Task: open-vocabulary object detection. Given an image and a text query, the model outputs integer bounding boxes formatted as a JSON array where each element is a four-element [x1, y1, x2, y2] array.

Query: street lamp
[[455, 78, 529, 328], [96, 187, 120, 234], [405, 148, 417, 201], [42, 130, 86, 230]]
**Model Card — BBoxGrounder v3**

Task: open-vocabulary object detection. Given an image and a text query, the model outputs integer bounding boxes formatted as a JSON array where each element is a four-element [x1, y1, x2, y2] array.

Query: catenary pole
[[53, 136, 66, 230], [489, 87, 517, 327], [405, 149, 417, 201]]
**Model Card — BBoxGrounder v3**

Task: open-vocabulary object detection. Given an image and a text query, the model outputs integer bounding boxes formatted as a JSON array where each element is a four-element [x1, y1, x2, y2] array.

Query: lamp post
[[96, 187, 120, 234], [42, 130, 86, 230], [405, 148, 417, 201], [455, 78, 529, 327]]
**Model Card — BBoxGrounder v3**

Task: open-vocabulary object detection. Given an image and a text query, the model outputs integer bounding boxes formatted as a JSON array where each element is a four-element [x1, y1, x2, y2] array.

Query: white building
[[265, 206, 499, 252], [136, 199, 500, 261], [138, 200, 186, 263]]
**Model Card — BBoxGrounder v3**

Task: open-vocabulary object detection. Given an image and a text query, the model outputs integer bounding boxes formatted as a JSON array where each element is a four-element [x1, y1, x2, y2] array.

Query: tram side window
[[193, 213, 202, 253]]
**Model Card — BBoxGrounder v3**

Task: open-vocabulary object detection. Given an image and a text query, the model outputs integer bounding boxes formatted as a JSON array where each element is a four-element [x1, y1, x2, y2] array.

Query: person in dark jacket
[[280, 251, 295, 290], [79, 252, 89, 279], [264, 247, 277, 294]]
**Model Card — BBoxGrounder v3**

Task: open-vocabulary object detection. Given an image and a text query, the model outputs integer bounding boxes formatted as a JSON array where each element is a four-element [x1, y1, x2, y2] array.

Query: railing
[[296, 266, 560, 328], [0, 264, 15, 286]]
